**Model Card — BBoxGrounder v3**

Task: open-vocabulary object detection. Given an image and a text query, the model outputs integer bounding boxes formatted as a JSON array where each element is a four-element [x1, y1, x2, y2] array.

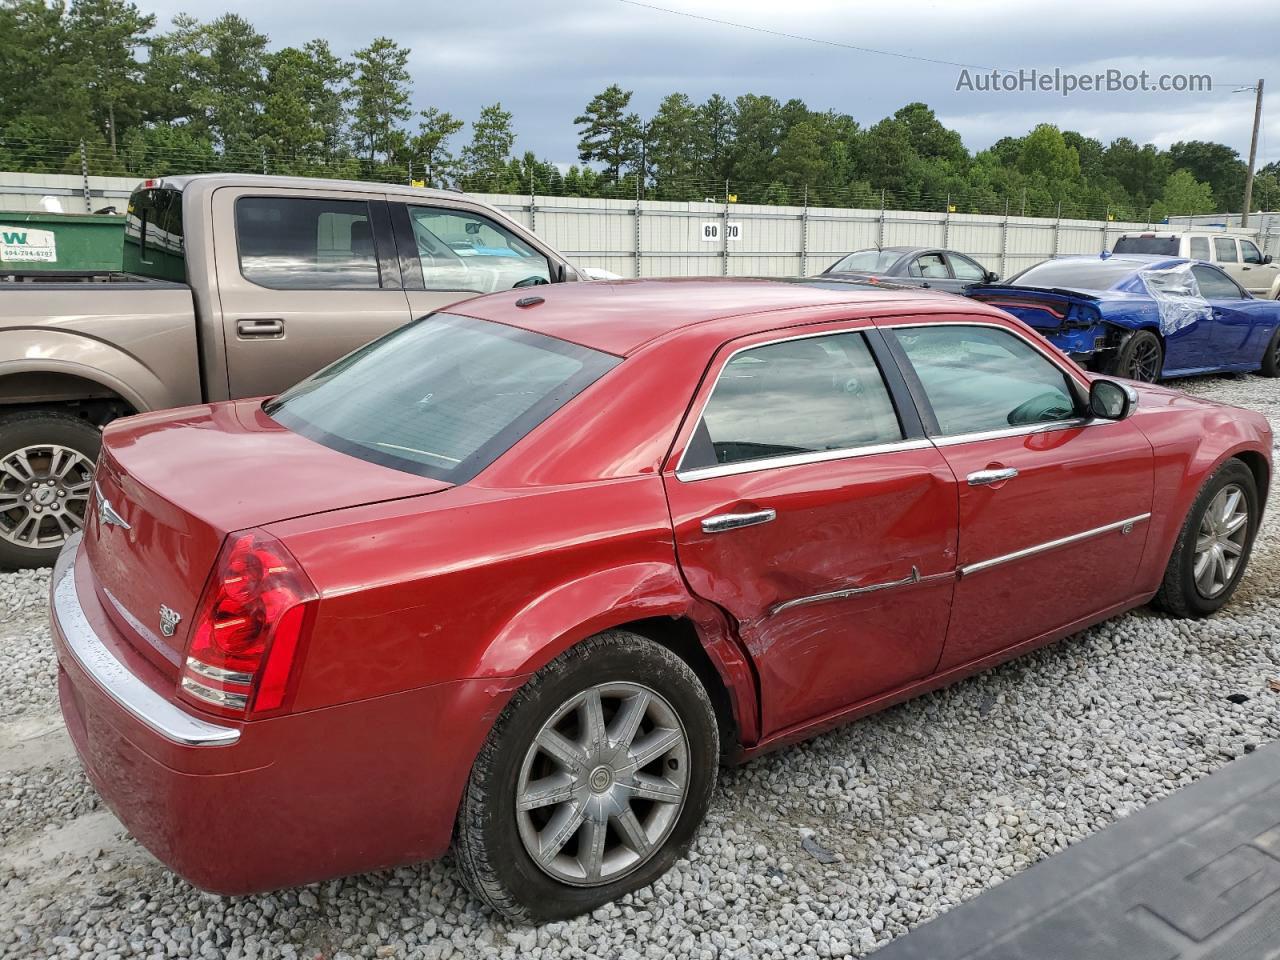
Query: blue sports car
[[965, 254, 1280, 381]]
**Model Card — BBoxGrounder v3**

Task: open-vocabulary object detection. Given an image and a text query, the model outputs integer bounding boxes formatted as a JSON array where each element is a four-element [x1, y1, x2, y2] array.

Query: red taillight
[[180, 529, 317, 717]]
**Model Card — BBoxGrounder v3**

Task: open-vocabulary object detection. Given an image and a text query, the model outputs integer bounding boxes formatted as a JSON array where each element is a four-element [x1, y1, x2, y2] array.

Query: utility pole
[[1242, 79, 1264, 228]]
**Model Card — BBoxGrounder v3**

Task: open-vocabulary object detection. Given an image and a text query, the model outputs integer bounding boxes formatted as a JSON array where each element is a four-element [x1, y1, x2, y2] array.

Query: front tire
[[0, 410, 100, 569], [1152, 459, 1258, 618], [454, 631, 719, 922], [1259, 326, 1280, 378], [1111, 329, 1164, 382]]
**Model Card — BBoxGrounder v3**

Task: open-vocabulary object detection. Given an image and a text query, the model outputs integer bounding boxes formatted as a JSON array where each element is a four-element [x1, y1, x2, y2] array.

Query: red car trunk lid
[[83, 399, 450, 676]]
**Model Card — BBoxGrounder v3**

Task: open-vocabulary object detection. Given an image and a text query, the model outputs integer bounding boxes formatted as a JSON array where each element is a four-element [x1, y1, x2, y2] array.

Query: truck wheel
[[1110, 329, 1163, 382], [454, 631, 719, 922], [1151, 459, 1258, 618], [1260, 327, 1280, 378], [0, 410, 100, 569]]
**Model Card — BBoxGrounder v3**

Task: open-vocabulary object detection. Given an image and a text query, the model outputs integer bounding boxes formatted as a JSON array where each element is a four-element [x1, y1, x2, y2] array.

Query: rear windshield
[[826, 249, 901, 274], [122, 187, 185, 282], [1112, 236, 1179, 255], [1008, 259, 1139, 291], [266, 314, 620, 482]]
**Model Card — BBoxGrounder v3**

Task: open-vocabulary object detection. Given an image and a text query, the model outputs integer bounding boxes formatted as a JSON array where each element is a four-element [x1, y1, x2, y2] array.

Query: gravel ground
[[3, 373, 1280, 960]]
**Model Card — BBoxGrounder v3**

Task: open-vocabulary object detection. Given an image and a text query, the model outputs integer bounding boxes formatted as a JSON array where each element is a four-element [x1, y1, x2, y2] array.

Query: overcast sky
[[147, 0, 1276, 170]]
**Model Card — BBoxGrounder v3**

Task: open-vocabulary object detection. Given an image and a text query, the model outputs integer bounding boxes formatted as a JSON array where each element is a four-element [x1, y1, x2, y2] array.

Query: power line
[[611, 0, 996, 71]]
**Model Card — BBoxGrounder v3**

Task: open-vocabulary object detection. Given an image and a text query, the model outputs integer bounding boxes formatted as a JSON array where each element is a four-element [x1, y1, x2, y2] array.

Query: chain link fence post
[[1053, 201, 1062, 258], [877, 189, 885, 248], [79, 140, 91, 213], [800, 184, 810, 276], [722, 179, 730, 277], [1000, 197, 1010, 278]]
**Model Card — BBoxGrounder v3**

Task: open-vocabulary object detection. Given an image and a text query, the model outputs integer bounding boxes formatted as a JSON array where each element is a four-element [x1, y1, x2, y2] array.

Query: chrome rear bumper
[[51, 533, 239, 747]]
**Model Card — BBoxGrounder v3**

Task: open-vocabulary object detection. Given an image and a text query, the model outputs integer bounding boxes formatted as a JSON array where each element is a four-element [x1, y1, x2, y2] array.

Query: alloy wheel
[[0, 443, 94, 549], [1128, 339, 1162, 382], [1193, 483, 1249, 598], [515, 681, 689, 887]]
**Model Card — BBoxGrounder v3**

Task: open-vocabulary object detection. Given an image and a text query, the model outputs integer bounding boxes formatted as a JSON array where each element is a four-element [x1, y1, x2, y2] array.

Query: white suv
[[1113, 232, 1280, 299]]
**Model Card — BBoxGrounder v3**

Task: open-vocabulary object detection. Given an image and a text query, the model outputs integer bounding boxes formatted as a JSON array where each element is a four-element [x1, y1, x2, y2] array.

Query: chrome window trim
[[959, 513, 1152, 578], [930, 417, 1117, 447], [673, 326, 909, 482], [52, 545, 240, 747], [677, 437, 932, 482], [770, 567, 954, 618]]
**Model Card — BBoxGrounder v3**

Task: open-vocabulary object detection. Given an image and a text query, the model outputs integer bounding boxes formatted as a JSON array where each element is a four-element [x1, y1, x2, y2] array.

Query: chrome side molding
[[770, 566, 955, 617], [959, 513, 1152, 577], [701, 509, 777, 534]]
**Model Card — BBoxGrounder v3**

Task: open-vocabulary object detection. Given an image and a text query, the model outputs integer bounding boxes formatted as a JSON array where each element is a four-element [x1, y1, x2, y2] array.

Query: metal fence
[[5, 171, 1277, 279]]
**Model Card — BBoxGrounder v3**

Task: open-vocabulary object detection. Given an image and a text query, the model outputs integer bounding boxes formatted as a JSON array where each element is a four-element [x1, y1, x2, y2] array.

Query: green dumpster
[[0, 211, 125, 272]]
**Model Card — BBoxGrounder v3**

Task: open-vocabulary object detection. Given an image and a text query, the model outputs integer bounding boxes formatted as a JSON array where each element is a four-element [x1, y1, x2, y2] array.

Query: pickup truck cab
[[0, 173, 584, 568], [1113, 231, 1280, 299]]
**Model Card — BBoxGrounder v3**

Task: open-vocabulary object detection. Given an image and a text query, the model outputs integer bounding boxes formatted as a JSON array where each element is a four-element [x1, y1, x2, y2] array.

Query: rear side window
[[892, 325, 1078, 436], [1189, 237, 1211, 260], [123, 187, 185, 282], [1213, 238, 1239, 263], [266, 314, 619, 482], [680, 332, 903, 472], [1113, 236, 1179, 255], [236, 196, 380, 289]]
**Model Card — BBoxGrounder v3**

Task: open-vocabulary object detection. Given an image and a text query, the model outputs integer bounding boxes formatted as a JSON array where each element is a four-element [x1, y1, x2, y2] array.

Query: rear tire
[[0, 410, 100, 569], [1259, 327, 1280, 378], [1111, 329, 1164, 382], [454, 631, 719, 922], [1151, 459, 1258, 618]]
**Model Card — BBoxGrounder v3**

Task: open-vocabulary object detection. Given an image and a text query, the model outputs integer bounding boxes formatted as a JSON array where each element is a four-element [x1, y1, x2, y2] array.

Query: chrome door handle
[[701, 509, 776, 534], [967, 467, 1018, 486], [237, 318, 284, 338]]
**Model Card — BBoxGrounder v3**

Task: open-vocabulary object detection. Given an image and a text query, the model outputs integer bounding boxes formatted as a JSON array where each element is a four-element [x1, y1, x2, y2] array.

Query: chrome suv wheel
[[455, 631, 719, 922], [1192, 483, 1249, 599]]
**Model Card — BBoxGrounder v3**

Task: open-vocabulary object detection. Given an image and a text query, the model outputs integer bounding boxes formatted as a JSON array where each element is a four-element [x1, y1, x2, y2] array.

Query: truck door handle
[[967, 467, 1018, 486], [237, 318, 284, 338], [701, 509, 776, 534]]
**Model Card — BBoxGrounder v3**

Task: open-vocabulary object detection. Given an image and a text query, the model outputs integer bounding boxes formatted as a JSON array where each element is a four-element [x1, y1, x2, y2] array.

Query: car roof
[[449, 277, 978, 356]]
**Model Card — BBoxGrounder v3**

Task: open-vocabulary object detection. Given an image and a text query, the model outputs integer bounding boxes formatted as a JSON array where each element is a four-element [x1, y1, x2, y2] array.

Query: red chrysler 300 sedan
[[51, 279, 1271, 920]]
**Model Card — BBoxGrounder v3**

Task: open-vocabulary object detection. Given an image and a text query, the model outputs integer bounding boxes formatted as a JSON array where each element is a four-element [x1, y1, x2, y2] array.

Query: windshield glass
[[827, 249, 901, 274], [1009, 259, 1140, 290], [266, 314, 620, 482]]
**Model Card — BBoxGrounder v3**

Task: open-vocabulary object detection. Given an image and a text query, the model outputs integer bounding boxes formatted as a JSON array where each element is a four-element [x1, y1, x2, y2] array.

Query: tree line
[[2, 0, 1276, 221]]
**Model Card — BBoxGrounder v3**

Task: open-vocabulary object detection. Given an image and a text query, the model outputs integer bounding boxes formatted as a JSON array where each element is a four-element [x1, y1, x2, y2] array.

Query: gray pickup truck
[[0, 173, 585, 568]]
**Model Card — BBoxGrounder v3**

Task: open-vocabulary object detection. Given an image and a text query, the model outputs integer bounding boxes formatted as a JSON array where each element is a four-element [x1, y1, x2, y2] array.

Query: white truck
[[1113, 230, 1280, 299]]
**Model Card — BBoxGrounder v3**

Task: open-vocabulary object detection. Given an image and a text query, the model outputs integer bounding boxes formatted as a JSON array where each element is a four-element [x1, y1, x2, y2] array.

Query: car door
[[212, 187, 413, 399], [1191, 263, 1259, 366], [907, 251, 958, 292], [1211, 236, 1244, 286], [1238, 238, 1279, 296], [883, 320, 1154, 671], [662, 323, 959, 738], [391, 201, 558, 316]]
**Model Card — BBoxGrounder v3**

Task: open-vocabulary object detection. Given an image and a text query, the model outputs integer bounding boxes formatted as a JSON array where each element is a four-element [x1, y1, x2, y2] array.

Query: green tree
[[647, 93, 705, 198], [1152, 169, 1216, 219], [1017, 124, 1080, 184], [893, 102, 966, 165], [771, 119, 825, 191], [66, 0, 154, 153], [201, 14, 269, 154], [461, 102, 515, 185], [574, 84, 642, 181], [411, 107, 464, 185], [698, 94, 736, 184], [1167, 140, 1245, 211], [259, 43, 351, 165], [729, 94, 784, 188], [350, 36, 412, 162]]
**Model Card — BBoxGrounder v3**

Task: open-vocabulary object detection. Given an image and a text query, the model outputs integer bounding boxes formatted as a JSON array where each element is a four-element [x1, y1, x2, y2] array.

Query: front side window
[[910, 253, 950, 279], [680, 332, 903, 471], [236, 196, 379, 289], [1241, 240, 1264, 265], [405, 206, 550, 293], [949, 254, 986, 281], [1192, 264, 1243, 300], [1189, 237, 1211, 260], [266, 314, 618, 482], [1213, 237, 1239, 263], [892, 325, 1078, 437]]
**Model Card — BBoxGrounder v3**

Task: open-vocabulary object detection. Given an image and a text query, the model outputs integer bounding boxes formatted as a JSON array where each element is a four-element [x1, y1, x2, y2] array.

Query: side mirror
[[984, 270, 1000, 283], [1089, 379, 1132, 420], [1264, 254, 1274, 265]]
